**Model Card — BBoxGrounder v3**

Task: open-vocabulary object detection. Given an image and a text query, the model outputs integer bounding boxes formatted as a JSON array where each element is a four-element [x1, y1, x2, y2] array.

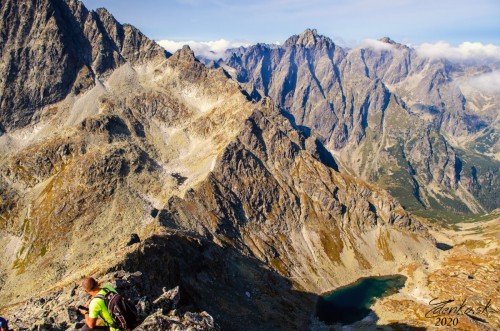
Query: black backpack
[[96, 287, 138, 330]]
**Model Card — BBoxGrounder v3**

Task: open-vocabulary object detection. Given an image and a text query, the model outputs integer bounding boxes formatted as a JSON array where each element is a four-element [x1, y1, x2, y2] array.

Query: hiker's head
[[82, 277, 100, 294]]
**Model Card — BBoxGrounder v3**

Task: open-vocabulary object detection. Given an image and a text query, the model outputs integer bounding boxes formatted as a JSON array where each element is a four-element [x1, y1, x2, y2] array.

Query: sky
[[81, 0, 500, 60]]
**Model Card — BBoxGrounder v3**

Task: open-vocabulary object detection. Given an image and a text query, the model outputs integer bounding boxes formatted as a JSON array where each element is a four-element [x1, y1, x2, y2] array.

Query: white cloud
[[467, 70, 500, 94], [358, 39, 395, 52], [415, 42, 500, 62], [157, 39, 250, 60]]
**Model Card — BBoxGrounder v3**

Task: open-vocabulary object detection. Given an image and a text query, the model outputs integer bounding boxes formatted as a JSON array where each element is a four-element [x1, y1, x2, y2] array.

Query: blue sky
[[81, 0, 499, 46]]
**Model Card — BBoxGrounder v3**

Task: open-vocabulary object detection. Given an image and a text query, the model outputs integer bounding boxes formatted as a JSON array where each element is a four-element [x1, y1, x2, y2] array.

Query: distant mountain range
[[0, 1, 497, 330], [214, 29, 499, 220]]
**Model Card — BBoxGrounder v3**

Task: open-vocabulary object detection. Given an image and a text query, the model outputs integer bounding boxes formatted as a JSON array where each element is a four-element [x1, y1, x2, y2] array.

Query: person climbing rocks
[[78, 277, 119, 331], [0, 316, 8, 331]]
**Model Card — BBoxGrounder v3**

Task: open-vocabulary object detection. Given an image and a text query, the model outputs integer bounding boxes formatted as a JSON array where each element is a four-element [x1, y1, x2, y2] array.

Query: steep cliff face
[[0, 2, 441, 330], [223, 29, 499, 218], [0, 0, 165, 132], [160, 100, 436, 295]]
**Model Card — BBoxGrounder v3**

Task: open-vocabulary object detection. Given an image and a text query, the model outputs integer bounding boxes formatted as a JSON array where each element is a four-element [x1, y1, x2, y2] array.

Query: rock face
[[0, 2, 441, 330], [0, 0, 165, 131], [222, 29, 499, 218], [160, 100, 435, 295]]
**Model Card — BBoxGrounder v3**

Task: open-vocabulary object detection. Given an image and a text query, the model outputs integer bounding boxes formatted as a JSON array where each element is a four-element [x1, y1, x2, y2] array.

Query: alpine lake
[[316, 275, 407, 325]]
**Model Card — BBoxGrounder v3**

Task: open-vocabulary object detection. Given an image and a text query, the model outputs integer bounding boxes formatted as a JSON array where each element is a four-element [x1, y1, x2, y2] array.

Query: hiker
[[0, 316, 8, 331], [78, 277, 118, 331]]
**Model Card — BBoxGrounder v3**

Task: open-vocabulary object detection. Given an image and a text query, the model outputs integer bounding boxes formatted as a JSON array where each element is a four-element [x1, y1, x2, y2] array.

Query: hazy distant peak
[[284, 28, 335, 48], [379, 37, 396, 44], [377, 36, 408, 50]]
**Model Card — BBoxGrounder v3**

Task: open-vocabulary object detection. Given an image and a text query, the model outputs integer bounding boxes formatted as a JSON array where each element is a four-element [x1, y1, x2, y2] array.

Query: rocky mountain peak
[[298, 28, 319, 45], [0, 0, 166, 132], [222, 29, 499, 218], [171, 44, 197, 62], [95, 6, 118, 25], [284, 28, 335, 49]]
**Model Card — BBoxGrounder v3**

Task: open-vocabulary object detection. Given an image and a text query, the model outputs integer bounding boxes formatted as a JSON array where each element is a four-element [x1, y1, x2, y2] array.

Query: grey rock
[[4, 270, 212, 331], [134, 310, 215, 331], [135, 296, 152, 320], [152, 286, 180, 313]]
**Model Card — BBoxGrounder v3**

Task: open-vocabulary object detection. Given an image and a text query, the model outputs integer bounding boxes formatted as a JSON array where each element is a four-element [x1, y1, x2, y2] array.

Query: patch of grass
[[460, 240, 487, 249], [319, 228, 343, 264], [270, 257, 289, 276], [376, 230, 395, 261], [448, 210, 500, 224]]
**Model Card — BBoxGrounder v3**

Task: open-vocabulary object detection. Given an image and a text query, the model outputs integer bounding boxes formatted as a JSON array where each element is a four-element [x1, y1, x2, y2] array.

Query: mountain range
[[216, 29, 499, 220], [0, 1, 498, 330]]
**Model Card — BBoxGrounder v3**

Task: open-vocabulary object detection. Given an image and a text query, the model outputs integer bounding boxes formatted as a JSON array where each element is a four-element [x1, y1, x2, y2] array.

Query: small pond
[[316, 275, 407, 325]]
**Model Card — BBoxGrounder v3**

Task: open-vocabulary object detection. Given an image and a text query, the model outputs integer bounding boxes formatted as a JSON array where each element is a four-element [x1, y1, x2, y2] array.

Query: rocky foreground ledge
[[3, 271, 216, 331]]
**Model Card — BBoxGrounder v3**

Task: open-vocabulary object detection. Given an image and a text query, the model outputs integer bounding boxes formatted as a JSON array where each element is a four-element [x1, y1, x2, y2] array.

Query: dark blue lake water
[[316, 275, 407, 325]]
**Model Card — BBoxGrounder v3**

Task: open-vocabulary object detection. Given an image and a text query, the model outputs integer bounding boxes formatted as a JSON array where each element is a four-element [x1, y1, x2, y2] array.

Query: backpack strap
[[96, 287, 112, 299], [95, 288, 111, 301], [95, 294, 106, 300]]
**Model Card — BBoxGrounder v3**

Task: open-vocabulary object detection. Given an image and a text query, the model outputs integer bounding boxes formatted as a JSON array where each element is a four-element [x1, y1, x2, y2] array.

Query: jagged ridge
[[222, 29, 499, 218], [0, 0, 166, 132]]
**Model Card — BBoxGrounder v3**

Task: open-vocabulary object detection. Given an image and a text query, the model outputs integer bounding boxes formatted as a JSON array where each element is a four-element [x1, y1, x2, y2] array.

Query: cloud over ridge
[[415, 41, 500, 62], [466, 70, 500, 94], [158, 37, 500, 65], [158, 39, 249, 60], [358, 39, 395, 51]]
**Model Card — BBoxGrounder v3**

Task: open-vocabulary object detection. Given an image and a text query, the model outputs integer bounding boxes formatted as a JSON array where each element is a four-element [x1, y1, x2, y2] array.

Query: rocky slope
[[221, 29, 499, 219], [370, 215, 500, 331], [3, 270, 217, 330], [1, 1, 445, 330]]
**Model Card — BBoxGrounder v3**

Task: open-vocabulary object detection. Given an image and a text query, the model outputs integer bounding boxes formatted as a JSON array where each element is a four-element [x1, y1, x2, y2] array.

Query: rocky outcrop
[[135, 310, 215, 331], [3, 270, 216, 331], [159, 100, 436, 295], [222, 29, 499, 218]]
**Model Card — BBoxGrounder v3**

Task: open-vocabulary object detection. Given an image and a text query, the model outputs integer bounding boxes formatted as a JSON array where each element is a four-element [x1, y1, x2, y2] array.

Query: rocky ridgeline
[[160, 100, 437, 295], [0, 0, 166, 131], [0, 11, 251, 305], [221, 29, 499, 217], [5, 271, 215, 331]]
